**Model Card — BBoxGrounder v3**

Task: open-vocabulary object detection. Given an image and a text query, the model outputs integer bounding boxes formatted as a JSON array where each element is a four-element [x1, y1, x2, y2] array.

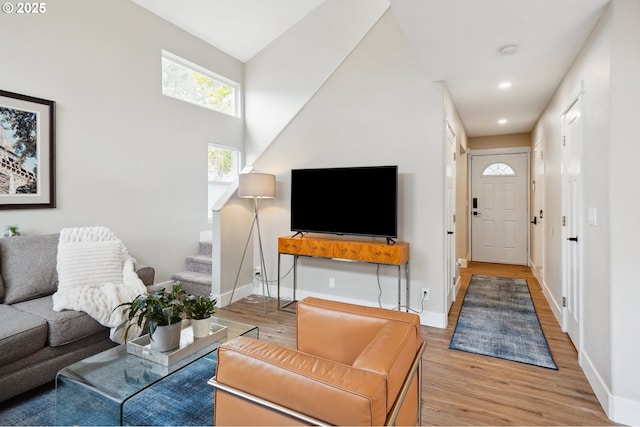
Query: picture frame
[[0, 90, 55, 209]]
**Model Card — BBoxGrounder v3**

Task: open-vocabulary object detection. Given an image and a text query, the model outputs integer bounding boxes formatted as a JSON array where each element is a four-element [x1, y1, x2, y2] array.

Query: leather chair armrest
[[352, 321, 420, 410], [215, 336, 388, 426]]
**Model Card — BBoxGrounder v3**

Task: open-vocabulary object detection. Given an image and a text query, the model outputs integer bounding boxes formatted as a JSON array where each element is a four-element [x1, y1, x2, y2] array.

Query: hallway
[[421, 261, 613, 425]]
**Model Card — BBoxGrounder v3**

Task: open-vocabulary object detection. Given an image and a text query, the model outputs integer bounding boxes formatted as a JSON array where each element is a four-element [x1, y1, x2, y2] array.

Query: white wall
[[0, 0, 244, 281], [533, 0, 640, 423], [250, 9, 450, 326], [608, 0, 640, 423], [243, 0, 390, 166], [534, 0, 612, 406]]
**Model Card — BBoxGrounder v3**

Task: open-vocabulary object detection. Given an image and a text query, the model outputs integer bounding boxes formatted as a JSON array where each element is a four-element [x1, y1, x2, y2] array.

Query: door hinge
[[562, 216, 566, 226], [562, 297, 567, 307], [563, 136, 566, 147]]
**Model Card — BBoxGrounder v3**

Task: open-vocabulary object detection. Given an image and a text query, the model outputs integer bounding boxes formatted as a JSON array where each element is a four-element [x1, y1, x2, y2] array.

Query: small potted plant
[[4, 225, 21, 237], [185, 294, 217, 338], [114, 282, 187, 352]]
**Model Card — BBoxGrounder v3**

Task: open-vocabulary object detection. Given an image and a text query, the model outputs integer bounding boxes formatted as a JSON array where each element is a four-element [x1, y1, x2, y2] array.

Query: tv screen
[[290, 165, 398, 239]]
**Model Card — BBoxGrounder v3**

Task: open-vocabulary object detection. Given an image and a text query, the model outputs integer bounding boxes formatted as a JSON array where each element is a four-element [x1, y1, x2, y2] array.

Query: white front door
[[471, 152, 528, 265], [562, 98, 582, 348]]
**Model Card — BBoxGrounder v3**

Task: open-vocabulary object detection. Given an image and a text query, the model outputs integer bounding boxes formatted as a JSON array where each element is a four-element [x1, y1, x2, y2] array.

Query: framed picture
[[0, 90, 55, 209]]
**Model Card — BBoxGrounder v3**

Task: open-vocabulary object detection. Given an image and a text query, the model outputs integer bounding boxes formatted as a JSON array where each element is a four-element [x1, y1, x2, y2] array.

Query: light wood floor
[[216, 262, 614, 426]]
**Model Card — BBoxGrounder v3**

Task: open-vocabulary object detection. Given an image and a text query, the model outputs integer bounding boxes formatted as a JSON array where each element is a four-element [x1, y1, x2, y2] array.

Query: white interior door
[[471, 152, 528, 265], [445, 123, 457, 311], [562, 98, 582, 348]]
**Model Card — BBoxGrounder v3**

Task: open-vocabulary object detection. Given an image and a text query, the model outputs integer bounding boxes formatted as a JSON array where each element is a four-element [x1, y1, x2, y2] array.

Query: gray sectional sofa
[[0, 233, 154, 402]]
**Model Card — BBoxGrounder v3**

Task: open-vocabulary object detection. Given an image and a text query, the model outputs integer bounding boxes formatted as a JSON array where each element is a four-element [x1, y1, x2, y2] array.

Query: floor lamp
[[229, 172, 276, 309]]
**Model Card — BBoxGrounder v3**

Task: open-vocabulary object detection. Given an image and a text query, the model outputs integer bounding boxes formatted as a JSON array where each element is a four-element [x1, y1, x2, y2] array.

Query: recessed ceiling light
[[498, 44, 519, 56], [499, 82, 512, 89], [498, 118, 508, 125]]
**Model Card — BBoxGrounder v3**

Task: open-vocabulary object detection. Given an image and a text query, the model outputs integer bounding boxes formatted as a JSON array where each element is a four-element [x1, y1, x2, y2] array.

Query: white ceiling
[[131, 0, 610, 138]]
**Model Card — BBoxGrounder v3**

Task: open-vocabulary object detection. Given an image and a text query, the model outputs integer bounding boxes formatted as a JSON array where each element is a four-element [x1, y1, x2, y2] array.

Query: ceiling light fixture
[[498, 118, 508, 125], [498, 81, 512, 89], [498, 44, 519, 56]]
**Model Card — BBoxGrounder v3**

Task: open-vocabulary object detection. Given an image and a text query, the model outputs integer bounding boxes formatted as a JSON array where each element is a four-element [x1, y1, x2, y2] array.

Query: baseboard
[[580, 350, 640, 425], [581, 350, 612, 420], [611, 393, 640, 425], [538, 276, 563, 326], [258, 284, 447, 327], [215, 282, 254, 307]]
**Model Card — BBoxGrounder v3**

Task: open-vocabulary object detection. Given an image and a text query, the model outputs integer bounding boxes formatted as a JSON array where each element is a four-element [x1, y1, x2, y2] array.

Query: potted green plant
[[114, 282, 187, 352], [185, 294, 217, 338], [4, 225, 21, 237]]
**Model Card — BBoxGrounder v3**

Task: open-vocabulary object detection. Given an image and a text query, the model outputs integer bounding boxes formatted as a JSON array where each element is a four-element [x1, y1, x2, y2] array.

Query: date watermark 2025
[[2, 2, 47, 13]]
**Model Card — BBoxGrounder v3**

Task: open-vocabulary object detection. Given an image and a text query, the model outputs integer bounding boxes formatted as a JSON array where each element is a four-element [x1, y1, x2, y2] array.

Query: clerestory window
[[161, 50, 240, 117]]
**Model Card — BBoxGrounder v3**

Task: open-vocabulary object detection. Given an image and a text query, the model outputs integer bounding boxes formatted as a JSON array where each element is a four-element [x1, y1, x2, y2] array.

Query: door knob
[[567, 236, 578, 242]]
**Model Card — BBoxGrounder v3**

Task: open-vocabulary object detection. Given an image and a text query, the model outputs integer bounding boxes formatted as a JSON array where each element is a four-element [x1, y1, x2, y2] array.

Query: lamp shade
[[238, 173, 276, 198]]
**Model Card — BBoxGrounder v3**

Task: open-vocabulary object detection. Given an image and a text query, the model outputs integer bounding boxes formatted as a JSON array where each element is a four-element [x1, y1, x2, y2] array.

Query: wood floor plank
[[216, 262, 614, 426]]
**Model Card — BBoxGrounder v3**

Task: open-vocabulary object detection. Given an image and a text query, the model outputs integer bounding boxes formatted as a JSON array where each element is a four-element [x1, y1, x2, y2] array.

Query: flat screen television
[[290, 165, 398, 239]]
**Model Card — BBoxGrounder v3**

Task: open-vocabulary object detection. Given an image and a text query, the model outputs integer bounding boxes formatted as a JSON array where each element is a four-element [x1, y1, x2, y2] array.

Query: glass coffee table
[[56, 317, 257, 426]]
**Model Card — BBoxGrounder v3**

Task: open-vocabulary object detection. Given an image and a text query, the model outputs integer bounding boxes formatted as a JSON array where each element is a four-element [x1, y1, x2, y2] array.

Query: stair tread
[[172, 271, 211, 285], [187, 254, 212, 263]]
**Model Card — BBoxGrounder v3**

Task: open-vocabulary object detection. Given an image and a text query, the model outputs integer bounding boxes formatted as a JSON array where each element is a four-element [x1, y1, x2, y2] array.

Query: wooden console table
[[277, 235, 410, 312]]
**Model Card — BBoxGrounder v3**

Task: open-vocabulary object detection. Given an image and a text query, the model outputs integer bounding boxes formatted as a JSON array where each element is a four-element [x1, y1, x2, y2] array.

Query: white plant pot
[[150, 321, 182, 352], [191, 317, 212, 338]]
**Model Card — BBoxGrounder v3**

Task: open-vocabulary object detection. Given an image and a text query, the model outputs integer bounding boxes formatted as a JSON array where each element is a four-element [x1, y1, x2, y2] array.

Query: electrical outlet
[[422, 288, 430, 301], [329, 277, 336, 288], [254, 266, 261, 276]]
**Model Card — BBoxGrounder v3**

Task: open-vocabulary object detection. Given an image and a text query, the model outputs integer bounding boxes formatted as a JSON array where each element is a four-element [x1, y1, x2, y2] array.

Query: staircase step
[[199, 240, 212, 256], [186, 254, 212, 274], [171, 271, 211, 296]]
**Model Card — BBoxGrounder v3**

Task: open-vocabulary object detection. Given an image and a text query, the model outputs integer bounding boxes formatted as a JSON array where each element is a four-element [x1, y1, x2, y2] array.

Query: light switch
[[588, 207, 597, 226]]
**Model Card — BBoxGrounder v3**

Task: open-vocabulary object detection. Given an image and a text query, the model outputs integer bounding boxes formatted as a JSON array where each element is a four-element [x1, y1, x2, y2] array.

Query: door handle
[[447, 231, 454, 235], [531, 216, 537, 225], [567, 236, 578, 242], [472, 211, 481, 216]]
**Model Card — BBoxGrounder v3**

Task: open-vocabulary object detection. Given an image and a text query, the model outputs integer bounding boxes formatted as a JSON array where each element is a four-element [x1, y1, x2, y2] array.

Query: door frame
[[468, 146, 531, 265]]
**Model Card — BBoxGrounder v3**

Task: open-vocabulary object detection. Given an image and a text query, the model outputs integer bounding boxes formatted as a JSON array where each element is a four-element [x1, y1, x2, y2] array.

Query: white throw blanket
[[52, 226, 147, 343]]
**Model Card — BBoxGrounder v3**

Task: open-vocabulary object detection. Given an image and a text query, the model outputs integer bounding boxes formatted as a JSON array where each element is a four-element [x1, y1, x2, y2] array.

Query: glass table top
[[56, 317, 258, 404]]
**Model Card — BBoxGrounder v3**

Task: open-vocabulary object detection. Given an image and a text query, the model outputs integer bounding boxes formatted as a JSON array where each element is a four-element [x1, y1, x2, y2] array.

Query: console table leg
[[405, 261, 410, 312]]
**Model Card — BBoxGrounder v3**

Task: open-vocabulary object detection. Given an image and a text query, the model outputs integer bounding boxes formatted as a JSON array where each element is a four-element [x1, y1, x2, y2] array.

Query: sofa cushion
[[0, 234, 59, 304], [13, 296, 105, 347], [0, 304, 47, 365]]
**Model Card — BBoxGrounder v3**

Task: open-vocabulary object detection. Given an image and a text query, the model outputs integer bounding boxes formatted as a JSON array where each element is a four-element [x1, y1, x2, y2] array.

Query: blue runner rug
[[0, 352, 217, 426], [449, 274, 558, 370]]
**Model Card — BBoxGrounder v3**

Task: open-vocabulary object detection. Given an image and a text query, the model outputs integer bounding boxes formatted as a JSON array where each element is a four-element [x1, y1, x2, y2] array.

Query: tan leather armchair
[[209, 297, 425, 426]]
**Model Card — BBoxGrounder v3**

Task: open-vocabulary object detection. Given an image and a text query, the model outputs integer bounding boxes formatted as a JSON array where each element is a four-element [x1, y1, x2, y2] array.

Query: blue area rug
[[0, 352, 217, 426], [449, 274, 558, 370]]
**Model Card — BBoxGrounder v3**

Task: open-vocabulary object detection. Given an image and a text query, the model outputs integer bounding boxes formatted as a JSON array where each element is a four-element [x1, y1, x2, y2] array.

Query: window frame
[[161, 50, 241, 118], [208, 144, 241, 184], [482, 162, 516, 177]]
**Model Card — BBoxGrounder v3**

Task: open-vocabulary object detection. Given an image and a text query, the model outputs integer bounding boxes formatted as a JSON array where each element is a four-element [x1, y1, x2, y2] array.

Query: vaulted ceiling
[[131, 0, 610, 137]]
